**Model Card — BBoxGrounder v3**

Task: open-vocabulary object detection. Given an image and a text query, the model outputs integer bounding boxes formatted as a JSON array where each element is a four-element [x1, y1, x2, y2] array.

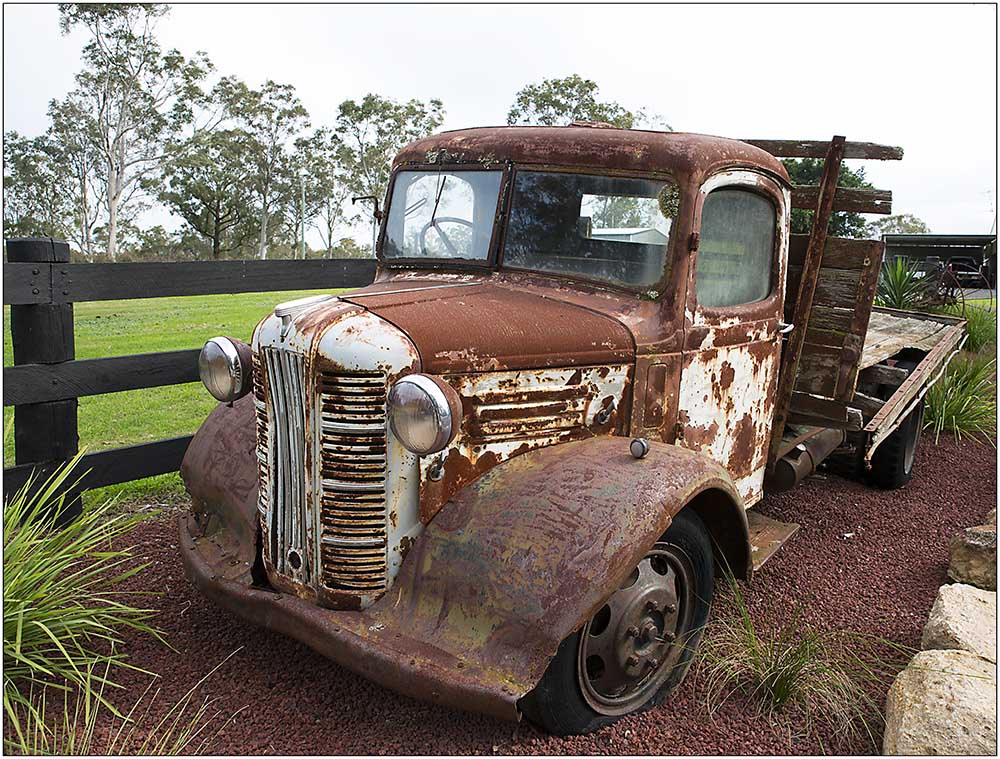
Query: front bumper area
[[178, 514, 521, 722]]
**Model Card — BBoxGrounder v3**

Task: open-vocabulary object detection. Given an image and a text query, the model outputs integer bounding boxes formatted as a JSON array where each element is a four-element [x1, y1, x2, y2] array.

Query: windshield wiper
[[429, 174, 448, 226]]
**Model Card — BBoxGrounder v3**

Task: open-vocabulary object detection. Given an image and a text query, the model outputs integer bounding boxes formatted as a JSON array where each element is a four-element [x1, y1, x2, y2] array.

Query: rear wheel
[[869, 399, 924, 489], [520, 509, 714, 736]]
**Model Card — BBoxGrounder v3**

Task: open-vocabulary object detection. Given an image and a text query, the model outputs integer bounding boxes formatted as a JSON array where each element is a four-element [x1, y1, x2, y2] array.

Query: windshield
[[503, 171, 679, 289], [383, 170, 503, 260]]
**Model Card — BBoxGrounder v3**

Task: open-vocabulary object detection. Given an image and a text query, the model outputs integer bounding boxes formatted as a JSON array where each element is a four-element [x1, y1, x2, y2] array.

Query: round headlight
[[199, 336, 252, 403], [387, 374, 460, 456]]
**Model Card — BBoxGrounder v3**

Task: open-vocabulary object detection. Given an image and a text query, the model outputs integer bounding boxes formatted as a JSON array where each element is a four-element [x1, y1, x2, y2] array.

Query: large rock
[[921, 583, 997, 663], [883, 649, 997, 755], [948, 525, 997, 591]]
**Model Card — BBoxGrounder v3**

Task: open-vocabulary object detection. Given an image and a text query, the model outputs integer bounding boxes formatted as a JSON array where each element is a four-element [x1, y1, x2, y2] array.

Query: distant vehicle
[[946, 256, 986, 288]]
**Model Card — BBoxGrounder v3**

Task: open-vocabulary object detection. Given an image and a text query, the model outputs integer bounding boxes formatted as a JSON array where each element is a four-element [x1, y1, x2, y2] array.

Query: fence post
[[7, 237, 82, 521]]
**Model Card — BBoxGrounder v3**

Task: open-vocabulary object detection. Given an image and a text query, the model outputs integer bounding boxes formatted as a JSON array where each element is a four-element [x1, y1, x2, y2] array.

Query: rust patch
[[719, 361, 736, 391]]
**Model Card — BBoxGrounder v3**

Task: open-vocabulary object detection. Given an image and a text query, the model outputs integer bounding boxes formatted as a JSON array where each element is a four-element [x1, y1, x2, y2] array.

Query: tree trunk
[[257, 210, 268, 259], [107, 194, 119, 262], [212, 201, 222, 260]]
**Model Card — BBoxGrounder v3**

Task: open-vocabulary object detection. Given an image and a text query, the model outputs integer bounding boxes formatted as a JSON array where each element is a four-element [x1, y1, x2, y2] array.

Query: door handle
[[778, 321, 795, 335]]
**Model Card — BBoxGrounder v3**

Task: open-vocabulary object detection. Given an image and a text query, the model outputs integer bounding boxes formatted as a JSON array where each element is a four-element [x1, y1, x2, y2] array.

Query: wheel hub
[[576, 543, 695, 715]]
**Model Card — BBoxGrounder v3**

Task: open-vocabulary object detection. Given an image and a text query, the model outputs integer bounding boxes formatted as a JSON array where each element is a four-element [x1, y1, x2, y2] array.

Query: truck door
[[677, 171, 789, 507]]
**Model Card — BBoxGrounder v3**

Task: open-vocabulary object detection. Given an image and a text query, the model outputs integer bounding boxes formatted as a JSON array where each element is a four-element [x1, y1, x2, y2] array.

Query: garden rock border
[[883, 649, 996, 756], [883, 509, 998, 755], [921, 583, 996, 663]]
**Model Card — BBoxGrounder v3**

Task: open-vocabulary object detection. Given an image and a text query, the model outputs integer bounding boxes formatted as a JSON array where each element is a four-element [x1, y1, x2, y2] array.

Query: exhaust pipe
[[768, 428, 846, 493]]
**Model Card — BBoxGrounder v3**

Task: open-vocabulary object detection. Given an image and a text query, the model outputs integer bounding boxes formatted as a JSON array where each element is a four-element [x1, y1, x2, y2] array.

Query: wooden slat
[[4, 349, 201, 406], [805, 304, 855, 334], [792, 186, 892, 215], [795, 345, 841, 397], [788, 266, 863, 309], [3, 259, 377, 304], [788, 235, 884, 269], [859, 363, 909, 386], [3, 435, 193, 496], [744, 139, 904, 161], [850, 391, 885, 417], [788, 407, 863, 432]]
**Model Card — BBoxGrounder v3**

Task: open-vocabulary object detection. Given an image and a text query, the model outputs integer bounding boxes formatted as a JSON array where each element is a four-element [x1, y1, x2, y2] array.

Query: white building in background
[[589, 227, 670, 245]]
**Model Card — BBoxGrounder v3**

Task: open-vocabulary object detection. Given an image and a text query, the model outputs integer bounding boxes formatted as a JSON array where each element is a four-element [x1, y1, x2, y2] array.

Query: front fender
[[368, 436, 748, 707], [180, 394, 258, 568]]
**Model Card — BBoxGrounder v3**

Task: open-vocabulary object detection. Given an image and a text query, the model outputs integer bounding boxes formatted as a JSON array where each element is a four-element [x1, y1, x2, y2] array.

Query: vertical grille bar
[[261, 347, 310, 582], [252, 353, 269, 535]]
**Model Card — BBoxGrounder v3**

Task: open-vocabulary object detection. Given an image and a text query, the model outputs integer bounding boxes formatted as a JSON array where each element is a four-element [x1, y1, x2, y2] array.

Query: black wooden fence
[[3, 237, 376, 517]]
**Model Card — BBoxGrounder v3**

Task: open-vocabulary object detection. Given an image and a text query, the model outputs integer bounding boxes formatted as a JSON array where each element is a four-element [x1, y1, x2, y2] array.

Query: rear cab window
[[696, 188, 777, 308]]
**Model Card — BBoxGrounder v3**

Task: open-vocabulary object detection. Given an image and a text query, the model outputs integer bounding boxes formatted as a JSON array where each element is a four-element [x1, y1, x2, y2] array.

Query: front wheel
[[520, 509, 714, 735]]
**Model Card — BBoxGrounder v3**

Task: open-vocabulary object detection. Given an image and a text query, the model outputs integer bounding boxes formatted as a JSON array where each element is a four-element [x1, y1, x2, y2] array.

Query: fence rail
[[3, 237, 376, 518]]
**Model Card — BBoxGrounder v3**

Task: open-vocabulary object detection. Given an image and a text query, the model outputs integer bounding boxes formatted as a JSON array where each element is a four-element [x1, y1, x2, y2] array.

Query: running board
[[747, 511, 801, 571]]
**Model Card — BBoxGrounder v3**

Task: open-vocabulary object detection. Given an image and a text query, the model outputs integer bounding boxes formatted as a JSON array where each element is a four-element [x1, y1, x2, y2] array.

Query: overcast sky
[[3, 3, 997, 240]]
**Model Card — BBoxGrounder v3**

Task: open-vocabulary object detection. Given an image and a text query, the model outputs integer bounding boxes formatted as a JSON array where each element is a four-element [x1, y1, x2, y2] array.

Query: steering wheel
[[419, 217, 474, 257]]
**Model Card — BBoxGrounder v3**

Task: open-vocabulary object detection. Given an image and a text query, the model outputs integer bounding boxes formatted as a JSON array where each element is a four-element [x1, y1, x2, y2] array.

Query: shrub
[[3, 451, 163, 745], [875, 258, 934, 311], [696, 576, 908, 749], [935, 303, 997, 354], [5, 654, 243, 755], [924, 352, 998, 443]]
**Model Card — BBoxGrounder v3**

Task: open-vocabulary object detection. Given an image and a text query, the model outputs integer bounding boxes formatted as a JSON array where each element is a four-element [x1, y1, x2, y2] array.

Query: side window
[[697, 189, 776, 308]]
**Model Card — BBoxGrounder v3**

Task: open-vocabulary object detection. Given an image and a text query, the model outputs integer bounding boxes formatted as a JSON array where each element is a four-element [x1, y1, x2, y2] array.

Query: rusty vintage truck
[[180, 126, 966, 734]]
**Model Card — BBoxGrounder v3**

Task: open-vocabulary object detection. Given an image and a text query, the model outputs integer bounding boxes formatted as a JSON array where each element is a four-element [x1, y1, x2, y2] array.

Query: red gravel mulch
[[98, 433, 995, 755]]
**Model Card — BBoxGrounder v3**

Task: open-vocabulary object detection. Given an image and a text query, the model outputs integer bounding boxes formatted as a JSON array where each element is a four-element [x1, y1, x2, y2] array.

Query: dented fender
[[180, 394, 259, 564], [367, 436, 749, 708]]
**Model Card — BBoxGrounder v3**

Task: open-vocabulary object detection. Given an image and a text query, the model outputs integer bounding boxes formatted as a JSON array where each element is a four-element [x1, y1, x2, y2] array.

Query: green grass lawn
[[4, 288, 340, 506]]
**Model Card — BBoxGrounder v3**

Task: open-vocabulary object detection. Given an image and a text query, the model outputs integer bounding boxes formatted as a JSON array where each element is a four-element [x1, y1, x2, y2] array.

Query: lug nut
[[648, 658, 660, 669], [645, 600, 659, 612], [666, 603, 677, 613], [626, 625, 640, 638], [626, 655, 640, 667], [663, 631, 676, 643]]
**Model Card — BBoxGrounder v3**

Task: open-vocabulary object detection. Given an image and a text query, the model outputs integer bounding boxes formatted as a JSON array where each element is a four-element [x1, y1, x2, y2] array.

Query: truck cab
[[182, 125, 962, 735]]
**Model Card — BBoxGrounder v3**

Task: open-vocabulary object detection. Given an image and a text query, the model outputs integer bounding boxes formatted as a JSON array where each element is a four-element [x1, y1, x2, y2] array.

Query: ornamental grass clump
[[3, 449, 163, 747], [936, 303, 998, 354], [924, 352, 997, 443], [696, 576, 908, 750], [6, 654, 243, 755]]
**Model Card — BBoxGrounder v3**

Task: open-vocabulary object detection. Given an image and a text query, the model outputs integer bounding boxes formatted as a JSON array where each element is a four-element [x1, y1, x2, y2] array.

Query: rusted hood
[[339, 281, 635, 373]]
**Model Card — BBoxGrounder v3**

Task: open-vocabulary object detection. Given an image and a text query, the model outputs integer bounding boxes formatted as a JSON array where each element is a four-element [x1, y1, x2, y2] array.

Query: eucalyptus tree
[[507, 74, 637, 128], [295, 128, 354, 258], [335, 94, 445, 207], [159, 129, 255, 259], [57, 3, 218, 260], [2, 131, 73, 241], [218, 78, 310, 259]]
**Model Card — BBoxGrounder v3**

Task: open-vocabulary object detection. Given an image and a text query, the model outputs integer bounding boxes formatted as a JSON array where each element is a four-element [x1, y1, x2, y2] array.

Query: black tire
[[869, 399, 924, 489], [519, 509, 715, 736]]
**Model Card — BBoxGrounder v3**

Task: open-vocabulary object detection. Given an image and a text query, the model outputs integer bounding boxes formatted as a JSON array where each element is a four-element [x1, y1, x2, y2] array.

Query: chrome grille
[[317, 370, 389, 593], [261, 347, 312, 582], [252, 353, 269, 522]]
